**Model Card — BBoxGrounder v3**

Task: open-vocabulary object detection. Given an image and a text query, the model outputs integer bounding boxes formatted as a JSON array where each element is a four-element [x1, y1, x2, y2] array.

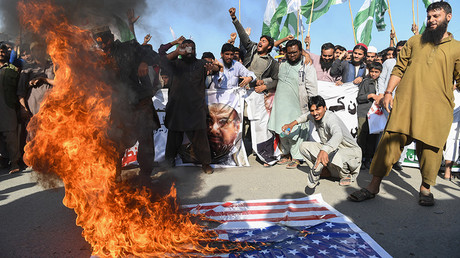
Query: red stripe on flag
[[204, 206, 329, 216], [221, 214, 338, 223], [181, 199, 319, 212]]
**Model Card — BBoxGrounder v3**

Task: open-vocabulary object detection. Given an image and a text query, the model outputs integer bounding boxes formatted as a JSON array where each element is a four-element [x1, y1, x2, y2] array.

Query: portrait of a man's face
[[207, 103, 241, 160]]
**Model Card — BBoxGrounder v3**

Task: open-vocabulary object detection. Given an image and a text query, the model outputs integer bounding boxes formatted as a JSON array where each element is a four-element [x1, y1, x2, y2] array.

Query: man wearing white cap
[[366, 46, 378, 67]]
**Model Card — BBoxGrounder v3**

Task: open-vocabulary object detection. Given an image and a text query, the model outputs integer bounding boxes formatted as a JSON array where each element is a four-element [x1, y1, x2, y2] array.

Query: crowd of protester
[[1, 3, 458, 202]]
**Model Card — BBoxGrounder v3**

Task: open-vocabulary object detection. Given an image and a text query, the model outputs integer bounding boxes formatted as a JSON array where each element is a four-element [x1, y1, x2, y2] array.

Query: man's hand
[[335, 80, 343, 86], [29, 77, 48, 86], [315, 150, 329, 169], [137, 62, 148, 77], [229, 7, 236, 19], [338, 51, 347, 60], [173, 36, 186, 46], [143, 34, 152, 45], [239, 77, 252, 88], [286, 35, 294, 41], [302, 50, 312, 65], [213, 59, 224, 71], [204, 62, 215, 73], [255, 84, 267, 93], [390, 29, 395, 40], [230, 32, 237, 41], [411, 24, 419, 35], [245, 27, 251, 36], [383, 93, 393, 113], [281, 121, 297, 133], [304, 35, 311, 47], [127, 9, 140, 25], [353, 77, 363, 85], [19, 105, 31, 121], [255, 80, 265, 86]]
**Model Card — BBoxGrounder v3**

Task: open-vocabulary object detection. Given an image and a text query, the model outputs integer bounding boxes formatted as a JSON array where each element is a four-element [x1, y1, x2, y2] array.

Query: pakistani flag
[[262, 0, 303, 40], [262, 0, 289, 40], [354, 0, 388, 45], [263, 0, 342, 40], [375, 0, 388, 31], [300, 0, 346, 24], [419, 0, 441, 34]]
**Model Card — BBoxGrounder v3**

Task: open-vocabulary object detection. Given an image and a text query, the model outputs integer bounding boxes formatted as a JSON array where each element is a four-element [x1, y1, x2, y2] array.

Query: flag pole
[[386, 0, 398, 43], [412, 0, 416, 25], [297, 9, 300, 39], [307, 0, 315, 36], [417, 0, 419, 28], [239, 0, 241, 21], [348, 0, 357, 45]]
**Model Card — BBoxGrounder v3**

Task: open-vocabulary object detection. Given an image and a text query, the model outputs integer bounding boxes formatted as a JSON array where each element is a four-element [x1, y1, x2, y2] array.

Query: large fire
[[18, 1, 247, 256]]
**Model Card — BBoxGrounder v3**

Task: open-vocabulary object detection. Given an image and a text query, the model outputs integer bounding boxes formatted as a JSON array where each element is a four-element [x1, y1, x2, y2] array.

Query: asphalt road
[[1, 155, 459, 257]]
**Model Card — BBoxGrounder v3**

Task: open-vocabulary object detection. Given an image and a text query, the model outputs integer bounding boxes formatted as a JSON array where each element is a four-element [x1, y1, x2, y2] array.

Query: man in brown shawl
[[349, 1, 460, 206]]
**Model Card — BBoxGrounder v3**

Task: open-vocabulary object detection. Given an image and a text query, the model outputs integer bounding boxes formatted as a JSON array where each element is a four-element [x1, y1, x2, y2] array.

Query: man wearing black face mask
[[92, 26, 160, 187], [349, 1, 460, 207]]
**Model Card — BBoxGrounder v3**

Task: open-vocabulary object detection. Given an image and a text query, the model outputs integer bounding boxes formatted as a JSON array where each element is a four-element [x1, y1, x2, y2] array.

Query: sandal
[[419, 192, 435, 206], [263, 163, 272, 168], [277, 158, 291, 165], [339, 176, 352, 186], [286, 160, 300, 169], [348, 188, 376, 202]]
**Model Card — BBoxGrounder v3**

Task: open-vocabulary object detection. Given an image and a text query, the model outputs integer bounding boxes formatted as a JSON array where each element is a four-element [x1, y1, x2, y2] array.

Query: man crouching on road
[[282, 95, 362, 187]]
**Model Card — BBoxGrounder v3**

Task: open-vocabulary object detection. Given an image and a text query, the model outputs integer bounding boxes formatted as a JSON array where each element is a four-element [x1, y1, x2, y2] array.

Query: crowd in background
[[1, 4, 458, 192]]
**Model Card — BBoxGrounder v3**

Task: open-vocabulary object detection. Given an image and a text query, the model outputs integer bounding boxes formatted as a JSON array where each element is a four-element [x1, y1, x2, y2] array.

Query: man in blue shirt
[[213, 43, 256, 89]]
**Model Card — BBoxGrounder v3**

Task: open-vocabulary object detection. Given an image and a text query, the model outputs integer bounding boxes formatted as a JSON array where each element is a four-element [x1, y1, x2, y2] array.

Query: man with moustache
[[162, 39, 218, 174], [308, 42, 338, 83], [268, 40, 317, 169], [282, 95, 361, 187], [331, 43, 368, 85], [213, 43, 256, 89], [229, 7, 278, 93], [349, 1, 460, 206]]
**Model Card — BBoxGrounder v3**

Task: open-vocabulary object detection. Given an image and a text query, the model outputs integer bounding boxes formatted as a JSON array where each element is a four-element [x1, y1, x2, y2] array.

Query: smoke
[[0, 0, 149, 42]]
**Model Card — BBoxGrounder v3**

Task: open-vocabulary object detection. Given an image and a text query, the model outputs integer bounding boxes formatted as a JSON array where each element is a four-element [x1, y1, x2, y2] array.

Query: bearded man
[[268, 40, 317, 169], [213, 43, 256, 89], [349, 1, 460, 206], [308, 42, 338, 83]]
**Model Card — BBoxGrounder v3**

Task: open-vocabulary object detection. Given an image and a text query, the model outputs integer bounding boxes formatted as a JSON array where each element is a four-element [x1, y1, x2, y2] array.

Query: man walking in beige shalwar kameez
[[349, 1, 460, 206]]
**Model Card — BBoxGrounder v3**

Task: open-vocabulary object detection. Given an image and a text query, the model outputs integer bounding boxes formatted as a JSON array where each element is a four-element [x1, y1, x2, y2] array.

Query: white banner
[[310, 82, 359, 141]]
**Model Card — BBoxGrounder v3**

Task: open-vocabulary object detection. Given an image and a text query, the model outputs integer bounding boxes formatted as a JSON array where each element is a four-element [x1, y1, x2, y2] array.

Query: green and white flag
[[374, 0, 388, 31], [262, 0, 289, 40], [419, 0, 441, 34], [354, 0, 388, 45], [300, 0, 346, 24], [354, 0, 377, 45], [263, 0, 303, 40]]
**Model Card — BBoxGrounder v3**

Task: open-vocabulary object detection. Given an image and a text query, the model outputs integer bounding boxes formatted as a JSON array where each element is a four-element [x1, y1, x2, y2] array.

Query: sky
[[132, 0, 460, 58]]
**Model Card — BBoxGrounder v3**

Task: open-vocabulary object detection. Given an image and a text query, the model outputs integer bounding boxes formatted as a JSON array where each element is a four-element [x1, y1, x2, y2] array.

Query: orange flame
[[18, 1, 250, 256]]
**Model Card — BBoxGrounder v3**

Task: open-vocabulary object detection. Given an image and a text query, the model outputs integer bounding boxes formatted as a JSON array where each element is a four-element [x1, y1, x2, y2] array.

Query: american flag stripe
[[219, 213, 338, 223], [182, 199, 320, 212], [203, 206, 329, 216]]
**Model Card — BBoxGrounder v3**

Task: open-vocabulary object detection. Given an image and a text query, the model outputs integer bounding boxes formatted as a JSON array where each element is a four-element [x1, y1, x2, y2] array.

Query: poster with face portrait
[[122, 88, 249, 168]]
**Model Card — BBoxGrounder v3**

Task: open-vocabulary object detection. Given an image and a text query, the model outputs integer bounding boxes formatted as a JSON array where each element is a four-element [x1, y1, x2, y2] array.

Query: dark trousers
[[134, 98, 158, 178], [0, 129, 20, 169], [357, 117, 378, 160], [165, 129, 211, 166]]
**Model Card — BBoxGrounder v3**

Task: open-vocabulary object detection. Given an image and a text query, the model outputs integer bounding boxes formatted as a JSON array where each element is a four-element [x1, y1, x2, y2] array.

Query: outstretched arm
[[127, 9, 140, 39]]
